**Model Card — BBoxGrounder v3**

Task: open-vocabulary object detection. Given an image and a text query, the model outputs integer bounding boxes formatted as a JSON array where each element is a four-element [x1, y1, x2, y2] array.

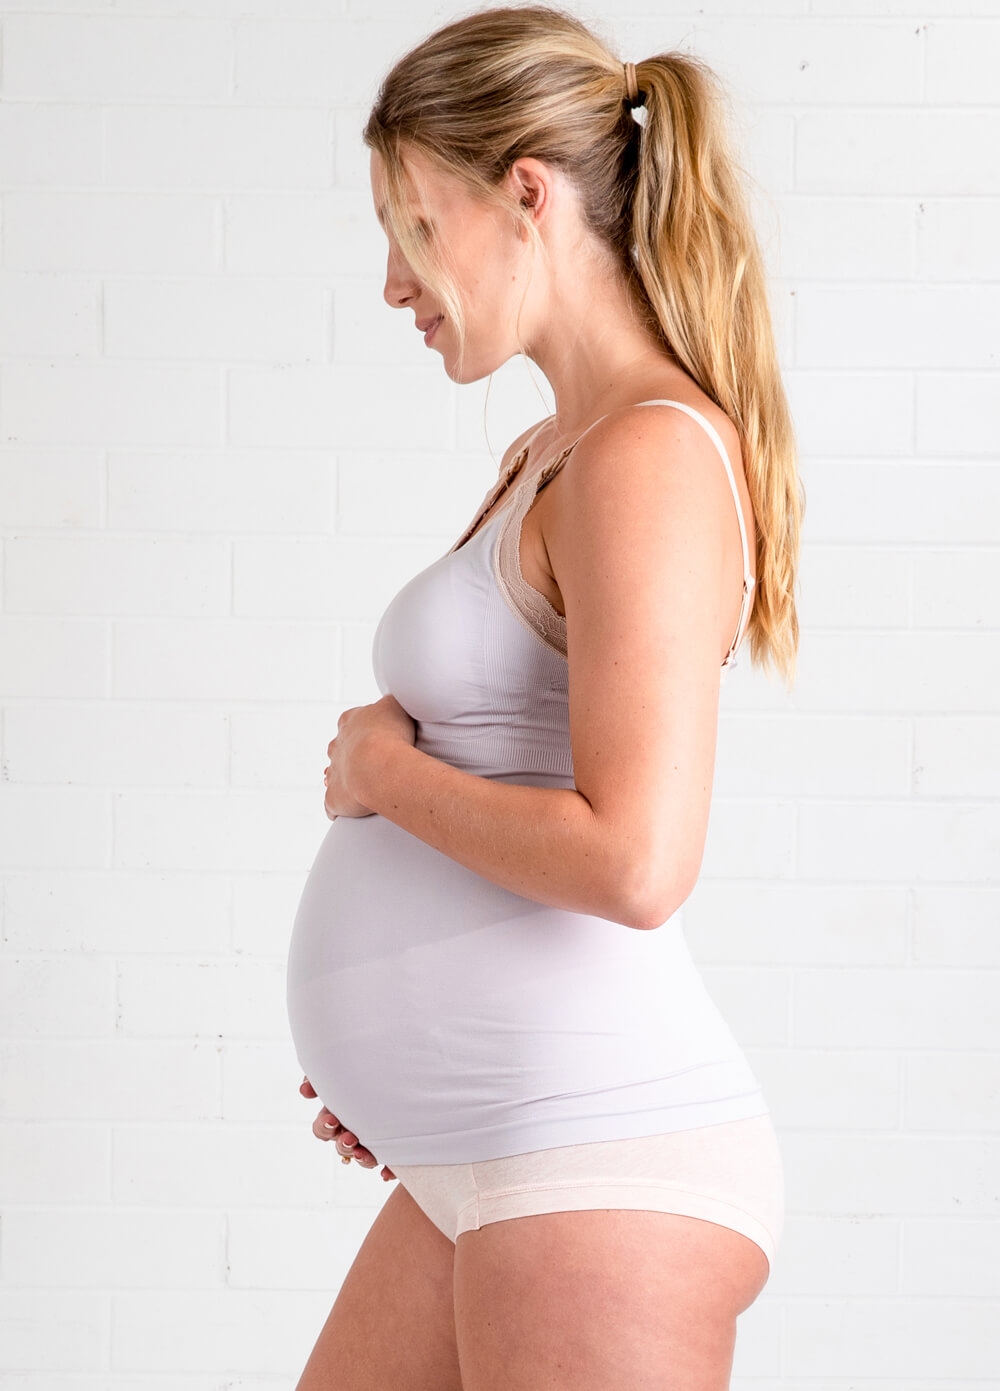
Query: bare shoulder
[[546, 395, 746, 551]]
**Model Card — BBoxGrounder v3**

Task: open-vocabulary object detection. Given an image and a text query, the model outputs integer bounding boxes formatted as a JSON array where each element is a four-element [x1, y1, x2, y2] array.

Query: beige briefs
[[391, 1112, 784, 1269]]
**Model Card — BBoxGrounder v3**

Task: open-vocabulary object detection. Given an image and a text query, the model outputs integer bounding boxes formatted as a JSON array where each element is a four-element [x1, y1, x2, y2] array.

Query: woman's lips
[[419, 315, 444, 347]]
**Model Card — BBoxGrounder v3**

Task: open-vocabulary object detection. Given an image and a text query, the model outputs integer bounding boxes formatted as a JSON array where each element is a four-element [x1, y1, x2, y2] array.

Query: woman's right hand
[[299, 1077, 396, 1182]]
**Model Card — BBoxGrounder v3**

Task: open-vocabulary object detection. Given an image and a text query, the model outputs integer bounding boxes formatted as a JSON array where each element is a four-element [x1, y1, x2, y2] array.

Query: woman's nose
[[383, 244, 419, 309]]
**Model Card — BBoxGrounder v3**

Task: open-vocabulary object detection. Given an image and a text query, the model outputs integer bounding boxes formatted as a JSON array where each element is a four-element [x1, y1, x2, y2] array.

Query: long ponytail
[[631, 53, 800, 681]]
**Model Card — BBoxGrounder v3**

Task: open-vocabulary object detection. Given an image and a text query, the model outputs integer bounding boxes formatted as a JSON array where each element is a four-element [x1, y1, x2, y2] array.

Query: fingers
[[300, 1077, 318, 1099]]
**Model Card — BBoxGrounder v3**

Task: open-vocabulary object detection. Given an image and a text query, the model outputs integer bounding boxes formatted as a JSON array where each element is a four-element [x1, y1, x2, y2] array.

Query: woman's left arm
[[331, 409, 734, 931]]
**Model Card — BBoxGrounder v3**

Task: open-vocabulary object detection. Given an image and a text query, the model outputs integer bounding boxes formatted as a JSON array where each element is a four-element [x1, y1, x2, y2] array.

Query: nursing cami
[[286, 400, 765, 1166]]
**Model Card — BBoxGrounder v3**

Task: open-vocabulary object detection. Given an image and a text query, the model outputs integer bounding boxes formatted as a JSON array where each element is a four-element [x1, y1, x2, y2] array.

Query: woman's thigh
[[452, 1208, 769, 1391], [296, 1183, 463, 1391]]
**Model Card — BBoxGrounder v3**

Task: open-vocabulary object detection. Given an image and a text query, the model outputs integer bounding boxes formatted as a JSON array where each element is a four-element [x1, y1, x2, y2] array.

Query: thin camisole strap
[[626, 400, 756, 666], [537, 399, 756, 667]]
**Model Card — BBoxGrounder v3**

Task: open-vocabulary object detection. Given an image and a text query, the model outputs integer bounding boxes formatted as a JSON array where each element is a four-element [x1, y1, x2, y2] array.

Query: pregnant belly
[[286, 816, 749, 1167]]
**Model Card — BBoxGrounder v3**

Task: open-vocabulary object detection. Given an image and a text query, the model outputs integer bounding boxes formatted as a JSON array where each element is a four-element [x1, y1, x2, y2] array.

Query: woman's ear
[[507, 159, 551, 228]]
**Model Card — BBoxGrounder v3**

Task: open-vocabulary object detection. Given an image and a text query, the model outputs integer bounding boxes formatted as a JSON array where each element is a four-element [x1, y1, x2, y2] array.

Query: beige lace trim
[[493, 450, 574, 659]]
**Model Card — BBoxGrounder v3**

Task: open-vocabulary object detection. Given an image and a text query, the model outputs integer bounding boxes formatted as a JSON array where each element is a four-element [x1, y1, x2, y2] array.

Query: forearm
[[351, 737, 677, 929]]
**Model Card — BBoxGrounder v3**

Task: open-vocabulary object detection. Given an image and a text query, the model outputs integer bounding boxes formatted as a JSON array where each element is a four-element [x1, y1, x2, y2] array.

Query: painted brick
[[111, 1125, 333, 1209], [232, 536, 444, 620], [750, 1049, 901, 1131], [684, 883, 907, 966], [0, 1380, 223, 1391], [912, 549, 1000, 629], [230, 704, 333, 789], [453, 355, 554, 456], [1, 1210, 226, 1290], [333, 280, 428, 366], [337, 451, 516, 539], [917, 198, 1000, 281], [0, 449, 103, 529], [799, 546, 910, 631], [0, 1122, 110, 1203], [224, 192, 379, 276], [0, 619, 109, 699], [793, 969, 1000, 1050], [234, 19, 429, 107], [2, 192, 217, 274], [104, 108, 333, 191], [788, 633, 999, 714], [0, 273, 100, 357], [926, 19, 1000, 105], [0, 787, 110, 870], [2, 362, 221, 448], [769, 1216, 900, 1296], [112, 789, 318, 873], [803, 462, 1000, 544], [785, 1297, 1000, 1379], [0, 105, 102, 186], [903, 1218, 1000, 1296], [904, 1052, 1000, 1132], [225, 1206, 389, 1289], [4, 703, 230, 787], [231, 872, 305, 957], [798, 802, 1000, 883], [784, 372, 915, 456], [0, 1293, 106, 1373], [796, 286, 999, 370], [2, 871, 231, 956], [714, 714, 910, 797], [112, 620, 338, 701], [0, 1040, 219, 1121], [1, 15, 232, 102], [334, 109, 371, 192], [812, 0, 998, 10], [106, 451, 333, 534], [221, 1041, 310, 1122], [912, 887, 1000, 967], [773, 197, 916, 280], [699, 967, 792, 1048], [782, 1133, 1000, 1217], [727, 1298, 783, 1380], [104, 278, 327, 364], [117, 958, 288, 1041], [700, 799, 796, 880], [914, 716, 1000, 797], [340, 620, 384, 707], [111, 1290, 331, 1376], [0, 955, 116, 1037], [227, 364, 454, 451], [797, 112, 1000, 195], [917, 371, 1000, 455], [678, 19, 923, 107], [3, 538, 231, 617]]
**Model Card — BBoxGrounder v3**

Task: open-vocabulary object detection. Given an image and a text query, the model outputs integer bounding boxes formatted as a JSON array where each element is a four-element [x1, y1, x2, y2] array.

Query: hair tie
[[623, 61, 641, 106]]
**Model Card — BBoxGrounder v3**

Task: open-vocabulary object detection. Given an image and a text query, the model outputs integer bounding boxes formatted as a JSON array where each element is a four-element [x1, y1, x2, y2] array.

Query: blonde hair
[[364, 5, 801, 682]]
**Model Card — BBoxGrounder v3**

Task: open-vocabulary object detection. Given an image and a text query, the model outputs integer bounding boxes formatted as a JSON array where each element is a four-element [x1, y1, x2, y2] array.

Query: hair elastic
[[623, 61, 641, 105]]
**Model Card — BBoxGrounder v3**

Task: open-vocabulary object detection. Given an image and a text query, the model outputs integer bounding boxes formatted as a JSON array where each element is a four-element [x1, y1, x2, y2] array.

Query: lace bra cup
[[453, 400, 756, 669]]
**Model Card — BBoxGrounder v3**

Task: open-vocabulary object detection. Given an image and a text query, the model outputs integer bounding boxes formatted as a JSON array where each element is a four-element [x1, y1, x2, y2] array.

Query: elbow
[[608, 854, 700, 932]]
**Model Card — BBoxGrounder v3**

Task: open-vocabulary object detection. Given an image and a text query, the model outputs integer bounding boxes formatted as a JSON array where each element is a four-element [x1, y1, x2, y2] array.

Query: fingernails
[[340, 1137, 356, 1150]]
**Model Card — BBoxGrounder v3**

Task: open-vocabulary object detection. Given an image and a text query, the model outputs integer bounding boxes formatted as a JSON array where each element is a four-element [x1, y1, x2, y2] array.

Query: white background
[[1, 0, 998, 1386]]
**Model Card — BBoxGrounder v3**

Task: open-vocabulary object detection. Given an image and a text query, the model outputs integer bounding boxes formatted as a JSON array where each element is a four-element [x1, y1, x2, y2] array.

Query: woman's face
[[370, 148, 532, 383]]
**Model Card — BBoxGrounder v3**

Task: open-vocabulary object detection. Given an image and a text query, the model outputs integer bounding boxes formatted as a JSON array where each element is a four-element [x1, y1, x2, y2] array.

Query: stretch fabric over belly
[[286, 402, 769, 1170]]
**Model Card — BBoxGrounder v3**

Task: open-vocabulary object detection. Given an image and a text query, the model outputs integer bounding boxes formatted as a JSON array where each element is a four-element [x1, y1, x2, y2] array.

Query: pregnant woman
[[287, 8, 801, 1389]]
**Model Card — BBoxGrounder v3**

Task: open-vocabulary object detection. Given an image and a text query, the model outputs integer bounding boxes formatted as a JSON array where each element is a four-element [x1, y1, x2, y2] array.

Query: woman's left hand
[[323, 694, 417, 820]]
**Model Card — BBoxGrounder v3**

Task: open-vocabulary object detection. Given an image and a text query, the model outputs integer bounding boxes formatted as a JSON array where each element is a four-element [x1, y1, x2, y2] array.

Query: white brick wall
[[0, 1, 996, 1387]]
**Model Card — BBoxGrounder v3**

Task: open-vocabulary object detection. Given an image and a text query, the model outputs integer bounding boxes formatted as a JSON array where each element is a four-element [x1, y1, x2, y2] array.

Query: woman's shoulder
[[576, 391, 741, 479]]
